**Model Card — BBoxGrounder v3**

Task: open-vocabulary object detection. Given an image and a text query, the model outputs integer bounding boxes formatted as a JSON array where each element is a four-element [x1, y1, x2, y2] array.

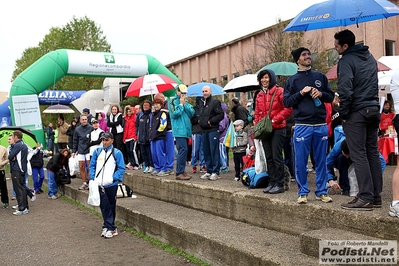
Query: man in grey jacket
[[73, 115, 93, 190], [334, 29, 382, 211]]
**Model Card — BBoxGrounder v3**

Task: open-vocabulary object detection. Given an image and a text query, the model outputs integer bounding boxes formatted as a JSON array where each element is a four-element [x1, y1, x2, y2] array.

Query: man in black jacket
[[198, 85, 224, 181], [231, 98, 249, 126], [334, 29, 382, 211]]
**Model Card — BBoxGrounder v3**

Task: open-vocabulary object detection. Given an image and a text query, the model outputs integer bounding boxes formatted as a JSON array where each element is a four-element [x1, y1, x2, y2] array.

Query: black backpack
[[56, 169, 71, 185]]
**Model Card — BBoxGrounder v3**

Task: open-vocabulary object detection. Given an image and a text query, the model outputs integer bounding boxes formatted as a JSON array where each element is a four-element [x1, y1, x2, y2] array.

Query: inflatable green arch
[[9, 49, 182, 147]]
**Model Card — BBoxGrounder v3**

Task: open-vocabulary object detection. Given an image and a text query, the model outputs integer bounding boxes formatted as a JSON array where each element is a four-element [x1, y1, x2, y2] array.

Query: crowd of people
[[1, 29, 398, 229]]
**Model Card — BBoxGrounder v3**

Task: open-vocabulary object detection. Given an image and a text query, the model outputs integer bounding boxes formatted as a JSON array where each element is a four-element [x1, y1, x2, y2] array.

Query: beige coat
[[57, 121, 70, 144], [0, 145, 9, 171]]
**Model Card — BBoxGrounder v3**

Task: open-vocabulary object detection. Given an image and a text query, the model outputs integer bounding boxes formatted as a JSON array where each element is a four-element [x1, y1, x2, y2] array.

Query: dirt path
[[0, 177, 199, 266]]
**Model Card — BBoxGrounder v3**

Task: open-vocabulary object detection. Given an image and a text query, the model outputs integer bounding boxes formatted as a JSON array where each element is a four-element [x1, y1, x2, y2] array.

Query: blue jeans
[[335, 154, 351, 191], [202, 130, 220, 174], [47, 139, 54, 154], [32, 167, 45, 192], [47, 170, 58, 197], [219, 143, 228, 169], [100, 185, 118, 231], [165, 131, 175, 171], [191, 134, 205, 167], [175, 137, 188, 175]]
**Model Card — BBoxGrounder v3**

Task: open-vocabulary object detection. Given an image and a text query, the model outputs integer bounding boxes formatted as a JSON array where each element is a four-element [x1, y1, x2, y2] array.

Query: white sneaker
[[31, 191, 36, 202], [104, 229, 118, 239], [78, 183, 88, 190], [101, 228, 107, 237], [12, 204, 18, 209], [209, 173, 220, 181], [13, 208, 29, 215], [200, 173, 211, 180]]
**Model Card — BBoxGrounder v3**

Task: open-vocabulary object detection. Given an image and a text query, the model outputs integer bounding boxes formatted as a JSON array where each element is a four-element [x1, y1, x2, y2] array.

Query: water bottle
[[312, 89, 322, 107], [313, 97, 322, 107]]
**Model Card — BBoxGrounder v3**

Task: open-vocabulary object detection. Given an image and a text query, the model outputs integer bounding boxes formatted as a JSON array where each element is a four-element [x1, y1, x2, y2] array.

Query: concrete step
[[63, 165, 399, 265], [64, 183, 318, 265], [300, 228, 379, 258], [121, 171, 399, 242]]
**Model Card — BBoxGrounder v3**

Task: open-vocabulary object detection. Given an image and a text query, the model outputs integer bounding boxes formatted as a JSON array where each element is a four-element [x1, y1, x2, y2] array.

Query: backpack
[[117, 184, 133, 198], [56, 169, 71, 185], [241, 167, 269, 188]]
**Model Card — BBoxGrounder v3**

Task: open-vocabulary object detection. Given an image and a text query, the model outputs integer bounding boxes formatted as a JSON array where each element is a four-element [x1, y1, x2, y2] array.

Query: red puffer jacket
[[254, 86, 292, 130], [123, 114, 138, 142]]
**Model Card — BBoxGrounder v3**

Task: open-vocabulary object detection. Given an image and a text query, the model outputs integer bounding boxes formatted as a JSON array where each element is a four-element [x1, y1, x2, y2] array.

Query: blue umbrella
[[187, 82, 226, 97], [283, 0, 399, 32]]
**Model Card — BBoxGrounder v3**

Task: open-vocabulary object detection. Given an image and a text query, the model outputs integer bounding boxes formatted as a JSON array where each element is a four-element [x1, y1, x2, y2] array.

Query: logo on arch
[[104, 55, 115, 64]]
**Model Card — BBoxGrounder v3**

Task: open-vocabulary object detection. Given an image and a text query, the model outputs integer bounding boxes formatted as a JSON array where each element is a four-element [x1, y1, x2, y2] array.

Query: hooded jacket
[[231, 103, 249, 126], [98, 112, 109, 133], [219, 103, 230, 143], [57, 120, 69, 143], [337, 45, 379, 120], [169, 94, 195, 138], [123, 110, 138, 142], [255, 69, 292, 129]]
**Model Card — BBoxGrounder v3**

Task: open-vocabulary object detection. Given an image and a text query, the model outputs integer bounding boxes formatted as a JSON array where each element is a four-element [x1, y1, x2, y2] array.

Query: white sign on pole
[[12, 95, 42, 130]]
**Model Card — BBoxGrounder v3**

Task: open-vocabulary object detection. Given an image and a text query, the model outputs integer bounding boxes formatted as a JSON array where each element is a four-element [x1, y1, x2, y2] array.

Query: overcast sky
[[0, 0, 322, 93]]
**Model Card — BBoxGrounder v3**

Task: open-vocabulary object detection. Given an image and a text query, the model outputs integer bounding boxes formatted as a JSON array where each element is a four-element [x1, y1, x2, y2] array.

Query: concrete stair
[[63, 167, 399, 265]]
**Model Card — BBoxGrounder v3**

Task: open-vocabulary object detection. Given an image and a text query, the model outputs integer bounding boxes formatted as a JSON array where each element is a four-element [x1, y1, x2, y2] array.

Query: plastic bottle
[[311, 88, 322, 107], [313, 97, 322, 107]]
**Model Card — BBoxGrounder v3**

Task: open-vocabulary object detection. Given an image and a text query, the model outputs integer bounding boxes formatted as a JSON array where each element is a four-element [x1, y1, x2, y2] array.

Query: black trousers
[[11, 170, 28, 211], [0, 170, 8, 204], [233, 152, 245, 177], [343, 106, 382, 203]]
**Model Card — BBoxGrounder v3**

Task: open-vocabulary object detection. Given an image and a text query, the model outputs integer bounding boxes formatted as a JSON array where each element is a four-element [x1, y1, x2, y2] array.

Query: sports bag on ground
[[241, 167, 269, 189], [117, 184, 133, 198], [56, 169, 71, 185]]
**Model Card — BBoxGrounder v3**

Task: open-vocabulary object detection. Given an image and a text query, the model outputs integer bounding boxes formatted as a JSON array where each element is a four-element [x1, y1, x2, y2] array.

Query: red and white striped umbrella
[[125, 74, 177, 97]]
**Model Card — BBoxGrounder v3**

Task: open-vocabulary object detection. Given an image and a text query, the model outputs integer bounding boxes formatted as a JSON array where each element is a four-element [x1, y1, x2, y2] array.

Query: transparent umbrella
[[43, 104, 75, 114]]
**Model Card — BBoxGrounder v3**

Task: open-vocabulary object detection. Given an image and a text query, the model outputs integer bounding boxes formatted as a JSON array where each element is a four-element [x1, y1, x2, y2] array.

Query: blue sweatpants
[[293, 125, 329, 196], [151, 139, 168, 172]]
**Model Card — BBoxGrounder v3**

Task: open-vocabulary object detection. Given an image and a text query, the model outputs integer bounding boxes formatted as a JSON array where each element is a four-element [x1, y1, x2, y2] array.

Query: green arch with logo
[[9, 49, 181, 147]]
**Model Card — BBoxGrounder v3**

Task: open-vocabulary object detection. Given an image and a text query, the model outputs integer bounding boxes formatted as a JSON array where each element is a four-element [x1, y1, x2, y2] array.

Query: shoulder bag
[[253, 89, 277, 140]]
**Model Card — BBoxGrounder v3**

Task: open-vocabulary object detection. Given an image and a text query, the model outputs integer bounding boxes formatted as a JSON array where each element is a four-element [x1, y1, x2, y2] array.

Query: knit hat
[[291, 47, 310, 64]]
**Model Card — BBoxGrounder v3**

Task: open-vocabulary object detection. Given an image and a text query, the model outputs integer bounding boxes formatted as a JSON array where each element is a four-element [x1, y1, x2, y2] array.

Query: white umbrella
[[378, 70, 395, 93], [43, 104, 75, 114], [223, 74, 259, 93]]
